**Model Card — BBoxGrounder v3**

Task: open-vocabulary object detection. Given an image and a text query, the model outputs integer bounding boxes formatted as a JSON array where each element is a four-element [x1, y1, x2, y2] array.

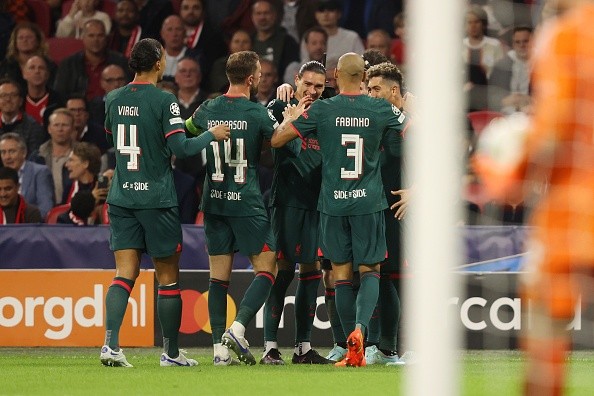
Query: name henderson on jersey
[[207, 120, 248, 130]]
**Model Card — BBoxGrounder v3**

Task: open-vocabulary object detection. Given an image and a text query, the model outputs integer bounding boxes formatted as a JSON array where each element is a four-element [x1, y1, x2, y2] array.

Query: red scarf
[[0, 195, 27, 224], [186, 22, 204, 49], [125, 26, 142, 58]]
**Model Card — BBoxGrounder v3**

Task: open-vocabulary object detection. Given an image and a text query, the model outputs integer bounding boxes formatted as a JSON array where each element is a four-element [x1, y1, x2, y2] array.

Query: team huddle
[[99, 38, 409, 368]]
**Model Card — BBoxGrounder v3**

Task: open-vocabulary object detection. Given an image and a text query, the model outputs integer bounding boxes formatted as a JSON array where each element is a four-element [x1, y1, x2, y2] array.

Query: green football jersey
[[381, 111, 410, 206], [189, 95, 278, 216], [104, 82, 184, 209], [291, 94, 407, 216], [267, 98, 321, 210]]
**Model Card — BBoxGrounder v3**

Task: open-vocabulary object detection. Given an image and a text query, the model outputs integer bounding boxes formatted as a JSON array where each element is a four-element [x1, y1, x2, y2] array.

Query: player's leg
[[222, 214, 277, 365], [203, 213, 238, 365], [102, 204, 143, 367], [322, 260, 348, 361], [209, 253, 237, 365], [144, 207, 197, 366], [262, 258, 294, 365]]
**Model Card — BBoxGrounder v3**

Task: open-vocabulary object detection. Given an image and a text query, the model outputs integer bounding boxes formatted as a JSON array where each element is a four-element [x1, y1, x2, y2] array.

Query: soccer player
[[100, 38, 230, 367], [261, 60, 333, 365], [185, 50, 299, 366], [365, 62, 411, 365], [271, 53, 408, 367], [477, 2, 594, 394]]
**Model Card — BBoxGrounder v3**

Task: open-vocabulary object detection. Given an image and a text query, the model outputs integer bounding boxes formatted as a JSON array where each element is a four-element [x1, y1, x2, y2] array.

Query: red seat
[[467, 111, 504, 135], [25, 0, 52, 38], [45, 204, 71, 224], [47, 37, 84, 64]]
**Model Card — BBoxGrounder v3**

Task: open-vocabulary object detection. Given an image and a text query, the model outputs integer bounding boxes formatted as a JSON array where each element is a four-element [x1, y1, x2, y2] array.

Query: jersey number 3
[[341, 134, 363, 179], [117, 124, 141, 171], [210, 138, 248, 183]]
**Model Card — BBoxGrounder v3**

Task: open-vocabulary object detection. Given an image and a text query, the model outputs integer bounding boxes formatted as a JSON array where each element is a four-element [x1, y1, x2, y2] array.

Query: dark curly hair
[[129, 38, 163, 73]]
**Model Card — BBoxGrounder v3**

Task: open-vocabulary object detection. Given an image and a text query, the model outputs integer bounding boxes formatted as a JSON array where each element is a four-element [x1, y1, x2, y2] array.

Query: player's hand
[[210, 124, 230, 141], [276, 83, 295, 102], [282, 102, 305, 122], [298, 94, 314, 111], [390, 188, 411, 220]]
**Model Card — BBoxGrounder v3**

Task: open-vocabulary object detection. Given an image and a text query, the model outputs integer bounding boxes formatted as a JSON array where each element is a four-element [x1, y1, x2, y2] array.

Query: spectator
[[390, 12, 406, 68], [53, 19, 130, 101], [303, 0, 364, 62], [463, 5, 504, 78], [57, 190, 96, 225], [179, 0, 226, 87], [283, 26, 327, 84], [0, 78, 46, 157], [135, 0, 174, 40], [208, 29, 252, 94], [204, 0, 254, 37], [160, 15, 188, 80], [0, 22, 57, 93], [341, 0, 402, 40], [251, 0, 299, 80], [174, 57, 208, 119], [0, 133, 54, 218], [29, 108, 75, 204], [488, 26, 533, 114], [281, 0, 318, 43], [62, 141, 103, 205], [0, 166, 42, 224], [66, 95, 110, 153], [255, 59, 278, 105], [366, 29, 392, 60], [56, 0, 112, 38], [108, 0, 144, 58], [22, 55, 64, 128], [88, 64, 127, 126]]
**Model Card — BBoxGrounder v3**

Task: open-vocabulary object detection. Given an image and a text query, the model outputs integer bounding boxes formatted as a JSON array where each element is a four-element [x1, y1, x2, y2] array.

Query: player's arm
[[167, 125, 229, 158], [104, 96, 114, 147], [270, 98, 310, 148]]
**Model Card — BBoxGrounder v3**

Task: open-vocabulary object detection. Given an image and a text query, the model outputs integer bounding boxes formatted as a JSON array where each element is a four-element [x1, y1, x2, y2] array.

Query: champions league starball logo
[[179, 290, 237, 334], [170, 103, 180, 116]]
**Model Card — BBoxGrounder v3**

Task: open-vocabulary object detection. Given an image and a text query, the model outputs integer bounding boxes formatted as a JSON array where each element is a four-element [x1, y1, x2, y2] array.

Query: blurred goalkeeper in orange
[[476, 1, 594, 394]]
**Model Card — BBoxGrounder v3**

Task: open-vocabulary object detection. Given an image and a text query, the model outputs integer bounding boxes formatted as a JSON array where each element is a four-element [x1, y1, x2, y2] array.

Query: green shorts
[[204, 212, 276, 256], [271, 206, 319, 264], [108, 204, 182, 258], [319, 211, 386, 266], [381, 208, 402, 274]]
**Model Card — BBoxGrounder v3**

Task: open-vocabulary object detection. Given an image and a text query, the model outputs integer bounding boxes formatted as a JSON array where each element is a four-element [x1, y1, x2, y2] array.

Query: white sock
[[294, 342, 311, 356], [213, 343, 228, 357], [264, 341, 278, 356], [230, 321, 246, 338]]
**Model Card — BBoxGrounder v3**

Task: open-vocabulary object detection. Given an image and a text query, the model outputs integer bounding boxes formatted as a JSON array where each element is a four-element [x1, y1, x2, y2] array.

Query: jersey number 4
[[210, 138, 248, 183], [341, 134, 363, 179], [117, 124, 141, 170]]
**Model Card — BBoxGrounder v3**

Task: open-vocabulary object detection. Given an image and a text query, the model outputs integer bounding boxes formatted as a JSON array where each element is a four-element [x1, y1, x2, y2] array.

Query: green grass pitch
[[0, 348, 592, 395]]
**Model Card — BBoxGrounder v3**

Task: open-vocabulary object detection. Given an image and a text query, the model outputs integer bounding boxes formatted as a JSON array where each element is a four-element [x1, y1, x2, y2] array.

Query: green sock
[[235, 272, 275, 327], [366, 303, 381, 345], [263, 269, 294, 342], [325, 288, 346, 344], [355, 272, 380, 333], [379, 274, 400, 352], [335, 280, 356, 336], [104, 277, 134, 350], [157, 284, 182, 358], [295, 270, 322, 342], [208, 278, 229, 344]]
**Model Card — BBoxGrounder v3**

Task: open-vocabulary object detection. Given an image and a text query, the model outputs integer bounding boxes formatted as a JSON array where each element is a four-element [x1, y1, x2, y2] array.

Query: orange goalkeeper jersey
[[524, 3, 594, 272]]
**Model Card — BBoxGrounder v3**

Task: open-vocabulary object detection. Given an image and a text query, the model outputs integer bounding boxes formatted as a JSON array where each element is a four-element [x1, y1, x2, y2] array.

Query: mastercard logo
[[180, 290, 237, 334]]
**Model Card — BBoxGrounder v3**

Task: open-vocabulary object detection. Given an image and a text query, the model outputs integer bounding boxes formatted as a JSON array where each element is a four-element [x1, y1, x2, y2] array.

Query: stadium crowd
[[0, 0, 538, 370]]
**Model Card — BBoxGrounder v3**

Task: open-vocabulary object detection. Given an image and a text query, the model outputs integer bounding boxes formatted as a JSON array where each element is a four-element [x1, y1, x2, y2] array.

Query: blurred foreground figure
[[476, 1, 594, 395]]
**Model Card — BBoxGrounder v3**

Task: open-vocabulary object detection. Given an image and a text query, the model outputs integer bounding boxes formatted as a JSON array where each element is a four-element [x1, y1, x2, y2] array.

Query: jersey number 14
[[210, 138, 248, 183]]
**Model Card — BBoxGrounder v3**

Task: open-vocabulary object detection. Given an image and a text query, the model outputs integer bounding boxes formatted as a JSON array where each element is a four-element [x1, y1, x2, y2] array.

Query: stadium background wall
[[0, 226, 590, 348]]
